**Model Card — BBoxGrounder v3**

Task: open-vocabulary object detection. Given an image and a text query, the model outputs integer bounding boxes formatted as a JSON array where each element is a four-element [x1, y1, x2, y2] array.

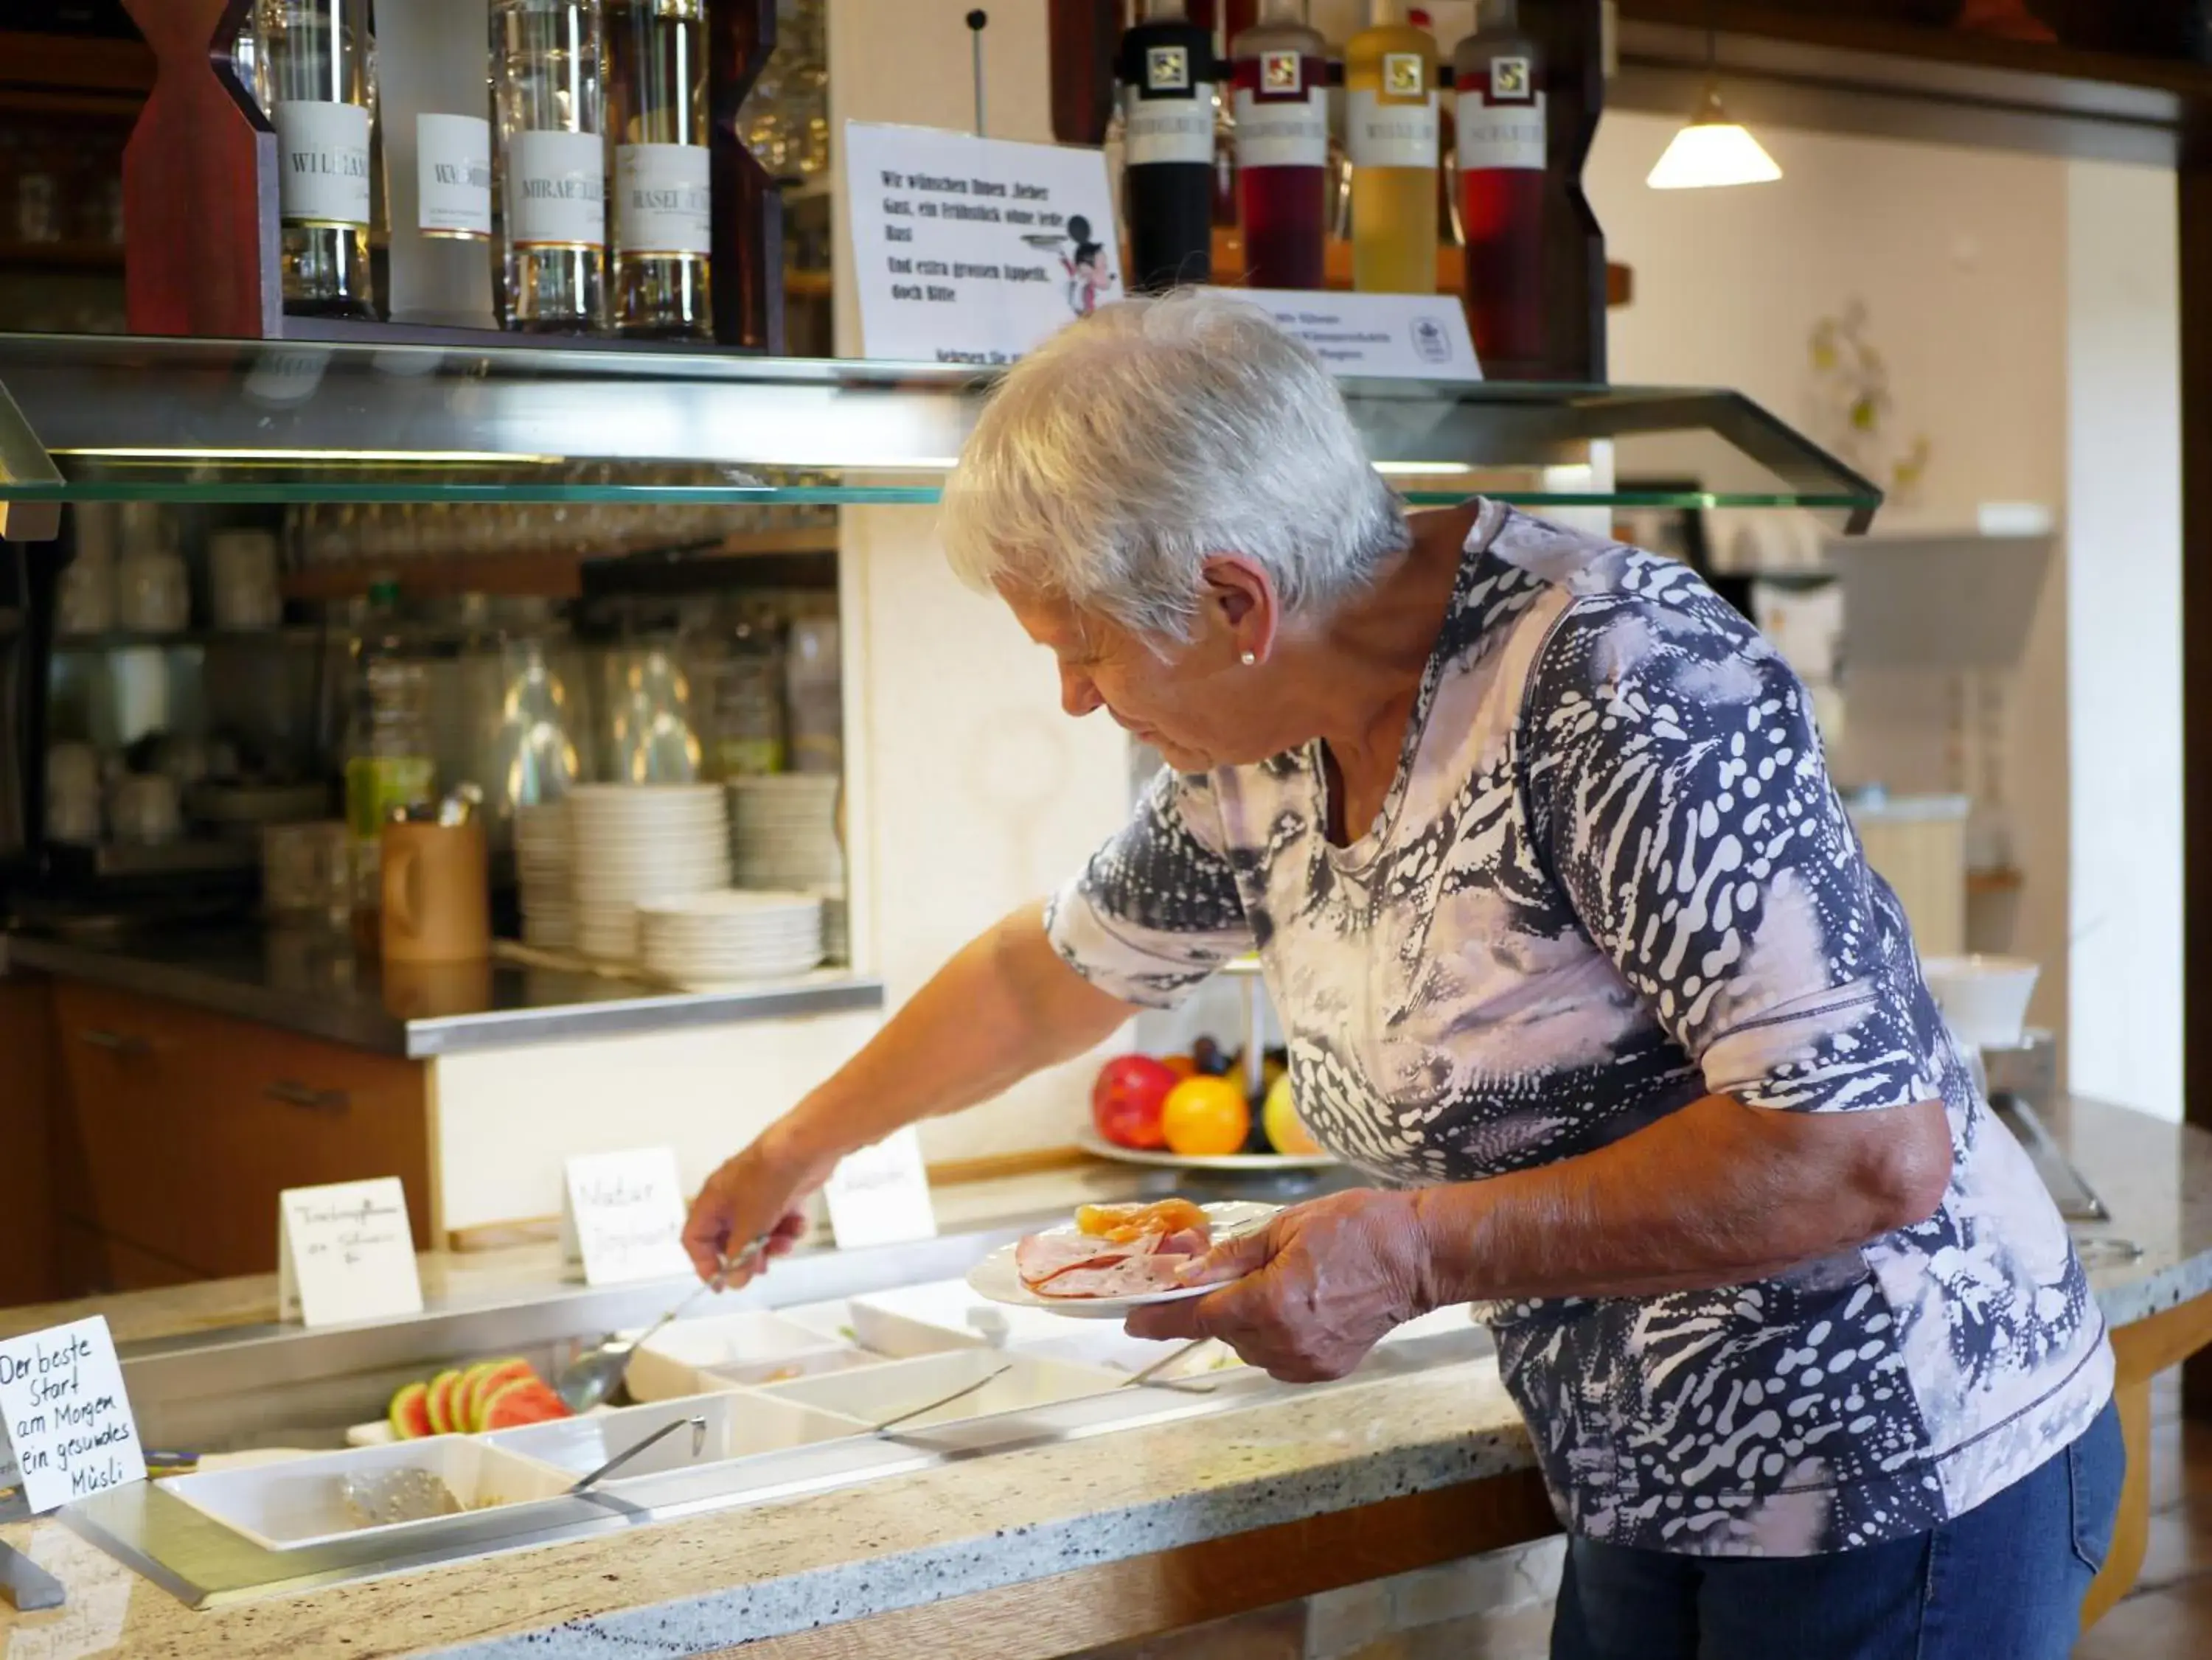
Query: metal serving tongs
[[555, 1233, 773, 1413], [569, 1415, 709, 1494], [1120, 1338, 1223, 1393], [867, 1364, 1015, 1437]]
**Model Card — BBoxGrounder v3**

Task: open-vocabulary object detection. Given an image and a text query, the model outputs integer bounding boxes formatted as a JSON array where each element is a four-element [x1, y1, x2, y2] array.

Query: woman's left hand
[[1124, 1190, 1433, 1381]]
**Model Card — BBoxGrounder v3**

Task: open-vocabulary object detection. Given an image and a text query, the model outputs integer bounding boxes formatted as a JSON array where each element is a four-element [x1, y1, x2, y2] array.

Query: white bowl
[[159, 1437, 570, 1552], [625, 1311, 877, 1401], [1921, 955, 2040, 1049], [486, 1390, 864, 1479]]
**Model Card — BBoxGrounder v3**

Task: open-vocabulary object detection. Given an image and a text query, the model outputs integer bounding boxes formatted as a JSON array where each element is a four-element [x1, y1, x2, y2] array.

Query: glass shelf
[[0, 332, 1882, 528]]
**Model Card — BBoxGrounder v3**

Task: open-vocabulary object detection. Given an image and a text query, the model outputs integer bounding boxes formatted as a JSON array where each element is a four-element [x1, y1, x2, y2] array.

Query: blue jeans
[[1551, 1397, 2124, 1660]]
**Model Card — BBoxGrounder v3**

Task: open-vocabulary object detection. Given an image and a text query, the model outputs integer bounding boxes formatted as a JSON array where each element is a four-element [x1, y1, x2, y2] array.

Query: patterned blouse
[[1047, 501, 2112, 1557]]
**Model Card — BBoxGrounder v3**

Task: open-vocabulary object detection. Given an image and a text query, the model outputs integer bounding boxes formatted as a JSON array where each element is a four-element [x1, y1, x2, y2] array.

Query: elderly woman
[[684, 292, 2118, 1659]]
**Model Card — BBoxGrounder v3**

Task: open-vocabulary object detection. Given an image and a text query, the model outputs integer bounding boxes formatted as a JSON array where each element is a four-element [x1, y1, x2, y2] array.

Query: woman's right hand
[[682, 1124, 834, 1287]]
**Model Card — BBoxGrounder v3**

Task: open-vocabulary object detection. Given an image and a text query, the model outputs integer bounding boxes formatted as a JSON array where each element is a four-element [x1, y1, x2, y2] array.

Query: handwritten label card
[[276, 1177, 425, 1328], [0, 1317, 146, 1513], [844, 122, 1123, 366], [822, 1126, 938, 1251], [561, 1147, 692, 1286]]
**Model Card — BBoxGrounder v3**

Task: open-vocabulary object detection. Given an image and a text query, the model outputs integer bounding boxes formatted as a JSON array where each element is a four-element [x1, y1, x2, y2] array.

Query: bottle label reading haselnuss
[[616, 143, 712, 258], [1457, 55, 1545, 172], [1348, 87, 1439, 170], [274, 101, 372, 227], [417, 113, 493, 237], [507, 128, 607, 249]]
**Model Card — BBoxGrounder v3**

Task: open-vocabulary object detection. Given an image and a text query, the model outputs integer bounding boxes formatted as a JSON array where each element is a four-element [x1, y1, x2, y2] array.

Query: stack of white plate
[[728, 775, 844, 890], [636, 890, 824, 986], [570, 784, 732, 963], [515, 802, 574, 949]]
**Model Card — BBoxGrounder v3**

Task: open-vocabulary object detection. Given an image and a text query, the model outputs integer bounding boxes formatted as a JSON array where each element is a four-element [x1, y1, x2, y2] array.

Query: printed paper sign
[[1228, 288, 1482, 381], [844, 122, 1124, 366], [822, 1126, 938, 1251], [561, 1146, 692, 1286], [277, 1177, 425, 1328], [0, 1317, 146, 1513]]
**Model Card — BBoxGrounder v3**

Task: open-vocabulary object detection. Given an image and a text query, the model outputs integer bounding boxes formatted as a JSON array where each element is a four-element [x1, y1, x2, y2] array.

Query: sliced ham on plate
[[1015, 1204, 1216, 1300]]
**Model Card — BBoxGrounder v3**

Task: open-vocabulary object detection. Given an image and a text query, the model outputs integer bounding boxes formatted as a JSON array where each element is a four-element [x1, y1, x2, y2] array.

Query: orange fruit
[[1160, 1054, 1198, 1080], [1161, 1075, 1251, 1157], [1262, 1073, 1324, 1156]]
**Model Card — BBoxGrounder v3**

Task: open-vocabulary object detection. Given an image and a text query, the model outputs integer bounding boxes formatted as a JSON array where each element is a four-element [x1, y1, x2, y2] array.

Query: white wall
[[827, 0, 1138, 1162], [1585, 111, 2076, 1049], [2065, 159, 2183, 1121]]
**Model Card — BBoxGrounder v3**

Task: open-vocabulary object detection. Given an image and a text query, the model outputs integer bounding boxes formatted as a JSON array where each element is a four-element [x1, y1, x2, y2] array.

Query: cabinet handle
[[263, 1081, 350, 1113], [78, 1028, 150, 1056]]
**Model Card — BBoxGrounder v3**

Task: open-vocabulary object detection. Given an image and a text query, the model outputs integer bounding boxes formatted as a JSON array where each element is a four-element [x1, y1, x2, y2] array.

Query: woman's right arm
[[681, 902, 1138, 1281]]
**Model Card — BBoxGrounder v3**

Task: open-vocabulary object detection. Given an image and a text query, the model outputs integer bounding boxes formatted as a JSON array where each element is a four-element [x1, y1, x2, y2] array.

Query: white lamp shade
[[1646, 116, 1783, 191]]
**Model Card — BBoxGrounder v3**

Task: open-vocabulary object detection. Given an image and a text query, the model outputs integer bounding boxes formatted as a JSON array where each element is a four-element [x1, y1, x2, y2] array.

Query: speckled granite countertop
[[0, 1094, 2206, 1659]]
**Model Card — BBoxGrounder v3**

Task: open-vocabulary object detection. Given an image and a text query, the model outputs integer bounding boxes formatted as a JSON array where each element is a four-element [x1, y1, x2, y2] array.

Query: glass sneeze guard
[[0, 332, 1881, 528]]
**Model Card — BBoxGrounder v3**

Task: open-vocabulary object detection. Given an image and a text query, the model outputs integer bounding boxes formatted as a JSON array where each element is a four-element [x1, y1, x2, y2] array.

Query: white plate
[[966, 1201, 1278, 1319], [1074, 1129, 1338, 1172]]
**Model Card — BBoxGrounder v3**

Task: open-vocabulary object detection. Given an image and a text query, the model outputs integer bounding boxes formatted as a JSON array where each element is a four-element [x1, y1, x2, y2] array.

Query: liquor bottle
[[1231, 0, 1327, 291], [1119, 0, 1215, 293], [1344, 0, 1439, 293], [255, 0, 375, 317], [608, 0, 712, 339], [1454, 0, 1547, 377], [495, 0, 609, 332], [377, 0, 498, 329]]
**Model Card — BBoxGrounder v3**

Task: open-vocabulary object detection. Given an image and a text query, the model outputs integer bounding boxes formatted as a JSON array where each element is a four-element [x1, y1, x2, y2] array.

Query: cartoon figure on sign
[[1060, 215, 1106, 318]]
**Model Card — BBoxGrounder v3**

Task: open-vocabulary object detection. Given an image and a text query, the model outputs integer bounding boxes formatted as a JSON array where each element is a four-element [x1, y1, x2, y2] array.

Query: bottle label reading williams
[[1347, 89, 1438, 170], [274, 101, 371, 227]]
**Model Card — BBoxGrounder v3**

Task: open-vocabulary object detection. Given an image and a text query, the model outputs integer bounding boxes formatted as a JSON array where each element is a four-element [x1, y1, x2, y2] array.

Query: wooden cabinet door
[[181, 1019, 434, 1277], [50, 981, 209, 1269], [49, 982, 432, 1280], [0, 977, 60, 1305]]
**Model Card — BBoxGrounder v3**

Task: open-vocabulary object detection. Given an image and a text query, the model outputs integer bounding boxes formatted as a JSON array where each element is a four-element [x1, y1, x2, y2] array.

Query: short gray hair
[[939, 291, 1411, 641]]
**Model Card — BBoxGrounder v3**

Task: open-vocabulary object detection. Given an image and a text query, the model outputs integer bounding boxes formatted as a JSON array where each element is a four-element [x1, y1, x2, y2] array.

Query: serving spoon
[[554, 1235, 771, 1412]]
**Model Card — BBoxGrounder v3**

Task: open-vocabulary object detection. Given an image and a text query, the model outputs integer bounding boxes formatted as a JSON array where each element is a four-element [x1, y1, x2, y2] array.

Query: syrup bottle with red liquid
[[1453, 0, 1548, 377], [1230, 0, 1329, 290]]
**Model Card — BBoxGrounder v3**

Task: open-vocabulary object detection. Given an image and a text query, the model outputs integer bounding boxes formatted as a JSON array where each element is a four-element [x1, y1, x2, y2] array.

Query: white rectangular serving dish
[[484, 1391, 866, 1481], [849, 1277, 1239, 1381], [625, 1309, 877, 1401], [757, 1348, 1122, 1440], [159, 1437, 571, 1552]]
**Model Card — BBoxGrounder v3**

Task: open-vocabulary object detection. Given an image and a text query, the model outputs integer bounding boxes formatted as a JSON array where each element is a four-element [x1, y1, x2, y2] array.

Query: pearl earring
[[1240, 650, 1257, 666]]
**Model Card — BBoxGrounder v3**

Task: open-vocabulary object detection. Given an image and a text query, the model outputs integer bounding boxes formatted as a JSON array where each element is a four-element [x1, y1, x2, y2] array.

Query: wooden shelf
[[1208, 227, 1633, 309], [0, 239, 123, 273]]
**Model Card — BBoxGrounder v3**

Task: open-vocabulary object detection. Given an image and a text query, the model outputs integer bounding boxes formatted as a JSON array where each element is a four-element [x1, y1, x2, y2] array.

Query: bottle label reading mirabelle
[[1348, 88, 1439, 170], [507, 129, 607, 249], [617, 143, 712, 257], [417, 113, 493, 239], [274, 101, 372, 227]]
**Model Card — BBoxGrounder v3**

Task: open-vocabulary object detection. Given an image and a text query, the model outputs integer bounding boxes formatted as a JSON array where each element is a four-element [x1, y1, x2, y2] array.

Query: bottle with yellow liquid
[[1345, 0, 1439, 293]]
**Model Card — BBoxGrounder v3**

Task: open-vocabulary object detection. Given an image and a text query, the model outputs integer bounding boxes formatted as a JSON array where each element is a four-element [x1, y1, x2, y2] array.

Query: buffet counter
[[2, 1096, 2209, 1659], [0, 927, 885, 1058]]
